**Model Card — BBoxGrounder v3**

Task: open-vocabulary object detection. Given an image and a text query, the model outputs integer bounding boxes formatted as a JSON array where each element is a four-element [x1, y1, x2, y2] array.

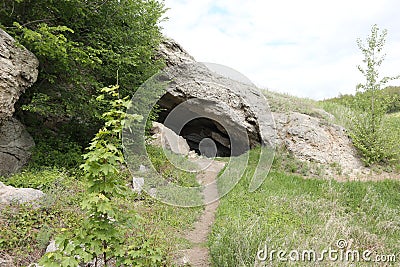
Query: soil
[[174, 158, 226, 267]]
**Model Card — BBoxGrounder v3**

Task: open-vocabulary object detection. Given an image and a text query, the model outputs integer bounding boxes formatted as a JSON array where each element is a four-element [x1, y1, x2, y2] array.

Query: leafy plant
[[40, 85, 163, 266], [27, 135, 83, 169], [0, 168, 84, 266], [2, 168, 65, 191]]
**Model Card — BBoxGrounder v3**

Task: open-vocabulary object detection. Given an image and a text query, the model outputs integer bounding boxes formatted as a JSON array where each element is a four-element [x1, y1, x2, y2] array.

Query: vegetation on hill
[[0, 0, 166, 153], [0, 1, 187, 266], [321, 25, 399, 167], [326, 86, 400, 114], [0, 145, 202, 266]]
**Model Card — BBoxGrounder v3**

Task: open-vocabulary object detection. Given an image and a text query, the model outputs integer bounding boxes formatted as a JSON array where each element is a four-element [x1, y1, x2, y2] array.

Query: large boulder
[[273, 112, 364, 172], [0, 29, 38, 175], [157, 39, 275, 157], [150, 121, 190, 156], [0, 118, 35, 176], [0, 181, 44, 205], [0, 29, 39, 120], [156, 38, 364, 176]]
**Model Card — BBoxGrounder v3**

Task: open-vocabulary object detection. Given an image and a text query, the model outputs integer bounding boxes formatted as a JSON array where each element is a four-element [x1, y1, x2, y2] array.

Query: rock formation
[[157, 38, 364, 175], [273, 112, 363, 172], [150, 121, 190, 156], [0, 181, 44, 204], [0, 29, 38, 176], [0, 118, 35, 176], [0, 29, 39, 119], [157, 39, 275, 157]]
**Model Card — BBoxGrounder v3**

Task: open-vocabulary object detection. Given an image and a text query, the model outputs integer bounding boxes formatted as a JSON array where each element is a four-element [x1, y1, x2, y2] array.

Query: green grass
[[1, 89, 398, 266], [383, 112, 400, 168], [317, 101, 355, 129], [0, 168, 86, 266], [262, 90, 317, 114], [263, 90, 333, 120], [0, 145, 202, 266], [209, 149, 400, 266]]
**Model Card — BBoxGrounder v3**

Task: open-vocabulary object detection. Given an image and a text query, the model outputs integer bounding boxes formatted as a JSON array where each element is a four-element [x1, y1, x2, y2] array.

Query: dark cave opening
[[156, 93, 236, 157], [180, 118, 231, 157]]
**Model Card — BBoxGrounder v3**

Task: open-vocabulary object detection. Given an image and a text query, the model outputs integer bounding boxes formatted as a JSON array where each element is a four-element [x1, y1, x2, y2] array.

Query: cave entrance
[[156, 93, 242, 158], [180, 118, 231, 157]]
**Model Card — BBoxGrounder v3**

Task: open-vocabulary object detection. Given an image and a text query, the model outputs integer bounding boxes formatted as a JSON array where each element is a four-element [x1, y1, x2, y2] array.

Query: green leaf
[[61, 257, 79, 267]]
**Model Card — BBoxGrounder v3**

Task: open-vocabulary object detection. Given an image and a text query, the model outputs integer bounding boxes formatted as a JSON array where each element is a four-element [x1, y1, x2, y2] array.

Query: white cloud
[[161, 0, 400, 100]]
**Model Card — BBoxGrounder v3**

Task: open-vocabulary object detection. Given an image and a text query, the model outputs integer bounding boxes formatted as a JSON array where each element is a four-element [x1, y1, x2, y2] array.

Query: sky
[[161, 0, 400, 100]]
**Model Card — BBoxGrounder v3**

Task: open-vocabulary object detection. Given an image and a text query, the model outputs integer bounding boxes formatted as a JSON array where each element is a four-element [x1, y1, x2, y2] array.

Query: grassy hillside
[[320, 90, 400, 169], [264, 86, 399, 169], [210, 148, 400, 266]]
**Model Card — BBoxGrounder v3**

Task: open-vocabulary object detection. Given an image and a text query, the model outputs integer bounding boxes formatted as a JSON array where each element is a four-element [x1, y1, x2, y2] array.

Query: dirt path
[[174, 158, 226, 267]]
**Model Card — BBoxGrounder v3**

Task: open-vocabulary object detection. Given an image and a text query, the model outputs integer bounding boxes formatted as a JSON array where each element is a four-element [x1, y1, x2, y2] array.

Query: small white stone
[[132, 177, 145, 194], [45, 240, 58, 253], [139, 165, 147, 173], [149, 187, 157, 198]]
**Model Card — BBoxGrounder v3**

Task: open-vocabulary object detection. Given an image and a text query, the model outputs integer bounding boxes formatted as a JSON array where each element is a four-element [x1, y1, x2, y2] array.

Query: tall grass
[[262, 89, 343, 123], [383, 113, 400, 169], [209, 149, 400, 266], [317, 101, 355, 129]]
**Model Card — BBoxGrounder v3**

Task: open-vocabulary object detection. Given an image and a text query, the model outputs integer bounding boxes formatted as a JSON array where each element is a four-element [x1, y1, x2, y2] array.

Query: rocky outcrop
[[157, 38, 364, 176], [273, 112, 364, 172], [150, 122, 190, 156], [0, 118, 35, 176], [0, 29, 39, 120], [158, 38, 196, 67], [157, 39, 275, 157], [0, 29, 38, 175], [0, 181, 44, 204]]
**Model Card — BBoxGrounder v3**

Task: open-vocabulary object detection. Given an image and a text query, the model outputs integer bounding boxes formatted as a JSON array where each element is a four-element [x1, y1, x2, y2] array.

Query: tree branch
[[20, 18, 57, 27]]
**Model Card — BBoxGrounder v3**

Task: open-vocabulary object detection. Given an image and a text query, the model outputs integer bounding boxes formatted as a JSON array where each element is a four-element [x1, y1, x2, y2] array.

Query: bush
[[28, 136, 83, 169]]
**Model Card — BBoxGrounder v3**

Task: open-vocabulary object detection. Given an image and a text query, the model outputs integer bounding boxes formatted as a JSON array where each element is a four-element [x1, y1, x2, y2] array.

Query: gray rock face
[[0, 118, 35, 176], [158, 39, 275, 157], [158, 38, 196, 67], [150, 121, 190, 156], [157, 38, 364, 175], [0, 29, 39, 120], [0, 181, 44, 204], [0, 29, 38, 176], [273, 112, 363, 171]]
